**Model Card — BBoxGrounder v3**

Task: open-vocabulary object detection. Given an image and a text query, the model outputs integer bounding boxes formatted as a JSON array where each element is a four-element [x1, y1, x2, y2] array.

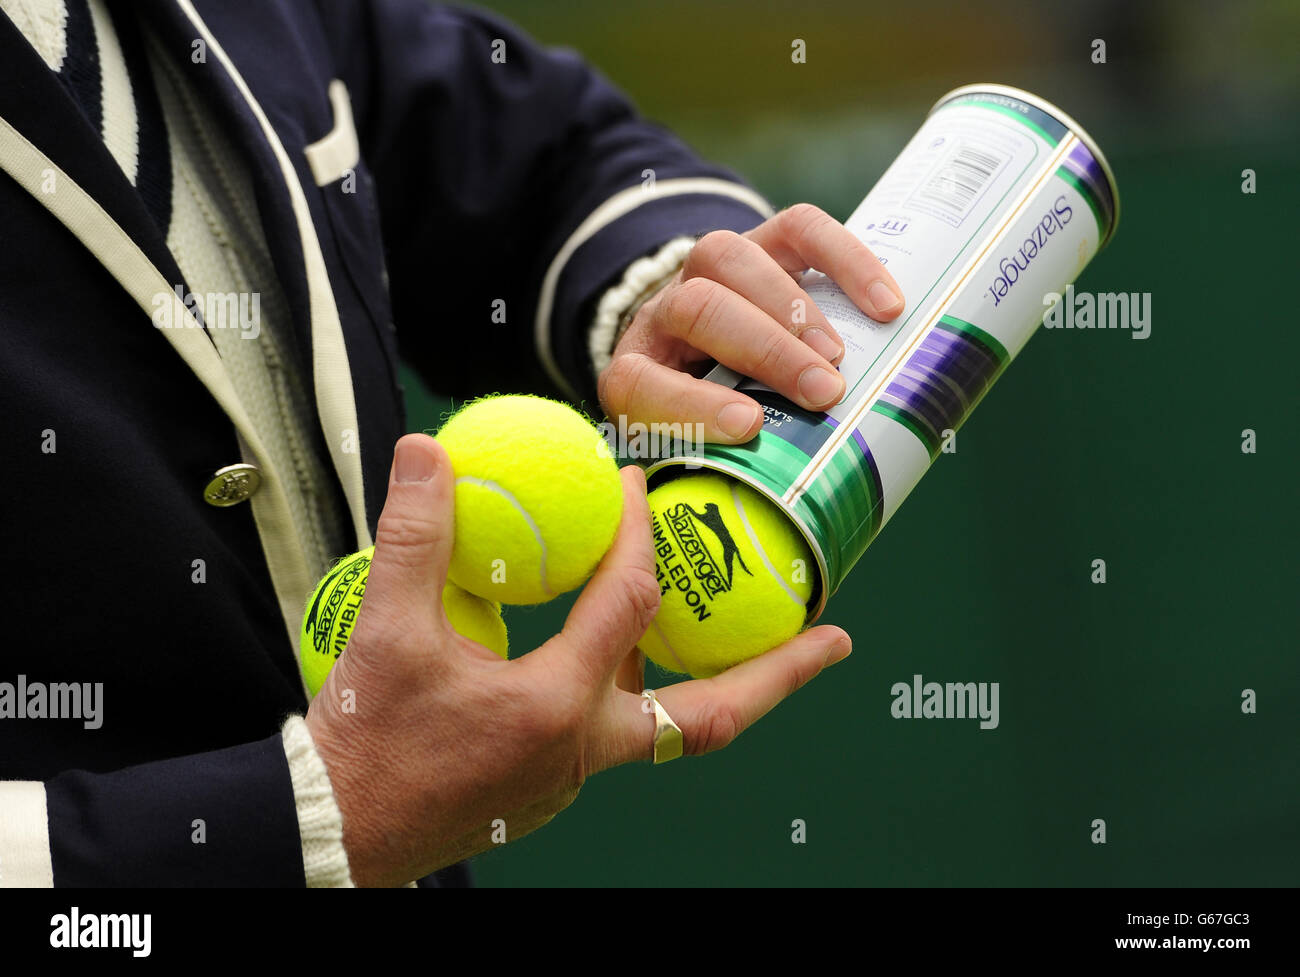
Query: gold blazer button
[[203, 464, 262, 507]]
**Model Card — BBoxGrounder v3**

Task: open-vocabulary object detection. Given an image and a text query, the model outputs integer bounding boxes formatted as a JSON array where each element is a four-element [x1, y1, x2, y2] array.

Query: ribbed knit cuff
[[281, 715, 354, 888], [588, 235, 697, 379]]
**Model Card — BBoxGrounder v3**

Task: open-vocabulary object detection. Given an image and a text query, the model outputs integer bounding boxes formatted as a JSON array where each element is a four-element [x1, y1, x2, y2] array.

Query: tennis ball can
[[645, 84, 1120, 637]]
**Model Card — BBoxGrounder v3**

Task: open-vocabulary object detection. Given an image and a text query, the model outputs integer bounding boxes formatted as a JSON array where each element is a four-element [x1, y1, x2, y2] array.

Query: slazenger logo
[[302, 554, 371, 655], [664, 501, 752, 597]]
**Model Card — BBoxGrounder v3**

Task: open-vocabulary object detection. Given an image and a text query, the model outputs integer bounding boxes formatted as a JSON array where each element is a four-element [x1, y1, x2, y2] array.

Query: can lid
[[930, 83, 1121, 248]]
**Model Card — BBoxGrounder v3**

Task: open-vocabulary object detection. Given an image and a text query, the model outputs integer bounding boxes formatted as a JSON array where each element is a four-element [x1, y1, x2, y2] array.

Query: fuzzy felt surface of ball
[[435, 395, 623, 604], [638, 473, 814, 678]]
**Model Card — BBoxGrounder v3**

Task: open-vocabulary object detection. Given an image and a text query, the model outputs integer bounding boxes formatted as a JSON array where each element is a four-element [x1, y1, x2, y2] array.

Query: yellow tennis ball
[[436, 394, 623, 604], [439, 577, 509, 655], [299, 547, 507, 697], [638, 474, 814, 678]]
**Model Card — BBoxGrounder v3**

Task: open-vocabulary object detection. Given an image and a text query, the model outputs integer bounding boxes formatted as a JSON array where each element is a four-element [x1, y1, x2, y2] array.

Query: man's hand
[[598, 203, 905, 443], [305, 434, 852, 887]]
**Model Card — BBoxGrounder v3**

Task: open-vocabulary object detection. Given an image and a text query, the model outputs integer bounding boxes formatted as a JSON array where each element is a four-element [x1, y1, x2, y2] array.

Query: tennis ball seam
[[731, 481, 806, 609], [647, 616, 689, 674], [455, 474, 553, 598]]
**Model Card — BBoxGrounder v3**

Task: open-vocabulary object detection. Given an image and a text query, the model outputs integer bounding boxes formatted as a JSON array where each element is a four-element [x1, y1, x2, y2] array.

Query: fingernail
[[803, 327, 843, 363], [716, 402, 760, 439], [867, 280, 903, 317], [824, 637, 852, 667], [798, 366, 844, 407], [395, 438, 436, 482]]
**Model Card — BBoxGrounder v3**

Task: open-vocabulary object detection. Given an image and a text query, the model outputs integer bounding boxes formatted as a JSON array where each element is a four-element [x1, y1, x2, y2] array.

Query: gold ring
[[641, 689, 683, 765]]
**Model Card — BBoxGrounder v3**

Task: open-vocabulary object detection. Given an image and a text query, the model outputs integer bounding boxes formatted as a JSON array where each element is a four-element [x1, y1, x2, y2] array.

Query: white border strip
[[0, 782, 54, 887], [534, 177, 774, 399]]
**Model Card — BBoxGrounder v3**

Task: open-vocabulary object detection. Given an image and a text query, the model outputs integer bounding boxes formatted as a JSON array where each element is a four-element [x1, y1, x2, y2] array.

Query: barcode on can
[[906, 141, 1007, 227]]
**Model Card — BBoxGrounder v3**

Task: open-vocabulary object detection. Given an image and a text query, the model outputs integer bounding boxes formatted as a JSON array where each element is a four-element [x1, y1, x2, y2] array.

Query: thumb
[[361, 434, 455, 632], [544, 465, 659, 683]]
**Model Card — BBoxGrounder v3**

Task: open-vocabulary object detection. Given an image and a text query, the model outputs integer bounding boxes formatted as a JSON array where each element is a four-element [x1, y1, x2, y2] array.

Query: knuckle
[[843, 236, 873, 265], [783, 659, 813, 700], [504, 679, 578, 745], [750, 330, 791, 376], [686, 229, 744, 276], [374, 511, 449, 558], [517, 669, 586, 741], [621, 564, 662, 627], [781, 202, 832, 238], [598, 353, 628, 407], [603, 353, 650, 410], [620, 353, 656, 411], [661, 276, 717, 343], [842, 237, 876, 278], [694, 703, 743, 755]]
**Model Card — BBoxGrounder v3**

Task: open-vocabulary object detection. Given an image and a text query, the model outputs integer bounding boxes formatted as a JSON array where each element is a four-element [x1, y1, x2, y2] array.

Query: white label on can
[[808, 114, 1043, 397], [715, 100, 1101, 523], [688, 89, 1116, 609]]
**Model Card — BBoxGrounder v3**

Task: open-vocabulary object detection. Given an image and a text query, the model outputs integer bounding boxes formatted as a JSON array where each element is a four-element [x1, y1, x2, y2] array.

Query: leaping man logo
[[685, 502, 751, 587]]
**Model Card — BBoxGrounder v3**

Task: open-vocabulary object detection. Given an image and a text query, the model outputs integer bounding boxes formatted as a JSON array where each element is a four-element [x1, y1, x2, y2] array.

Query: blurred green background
[[404, 0, 1299, 885]]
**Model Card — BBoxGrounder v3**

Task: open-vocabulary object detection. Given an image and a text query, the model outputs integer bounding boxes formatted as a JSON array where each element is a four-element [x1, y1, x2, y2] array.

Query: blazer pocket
[[304, 80, 360, 187], [307, 84, 401, 409]]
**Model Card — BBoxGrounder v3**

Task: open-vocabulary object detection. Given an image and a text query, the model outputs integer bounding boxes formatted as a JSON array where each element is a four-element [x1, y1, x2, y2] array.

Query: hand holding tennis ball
[[300, 395, 622, 694], [302, 434, 852, 886], [638, 473, 816, 678], [300, 546, 507, 697]]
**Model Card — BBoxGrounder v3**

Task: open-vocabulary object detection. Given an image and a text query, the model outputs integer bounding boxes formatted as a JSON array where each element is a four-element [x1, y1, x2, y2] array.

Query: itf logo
[[865, 215, 910, 236]]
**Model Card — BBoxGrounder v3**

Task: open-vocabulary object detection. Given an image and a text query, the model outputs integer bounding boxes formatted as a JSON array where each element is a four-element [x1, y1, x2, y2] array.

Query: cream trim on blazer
[[533, 177, 774, 400], [175, 0, 371, 556]]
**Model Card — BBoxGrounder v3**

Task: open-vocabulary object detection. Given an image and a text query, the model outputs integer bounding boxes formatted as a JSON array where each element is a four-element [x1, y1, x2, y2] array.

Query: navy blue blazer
[[0, 0, 770, 885]]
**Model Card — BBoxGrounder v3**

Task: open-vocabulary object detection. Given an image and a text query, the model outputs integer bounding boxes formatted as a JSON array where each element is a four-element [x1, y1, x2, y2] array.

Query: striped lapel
[[0, 5, 189, 316], [132, 0, 320, 369], [0, 1, 374, 659]]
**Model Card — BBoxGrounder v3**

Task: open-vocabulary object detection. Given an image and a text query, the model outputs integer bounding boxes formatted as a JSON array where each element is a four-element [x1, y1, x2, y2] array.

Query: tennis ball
[[638, 473, 814, 678], [439, 578, 509, 655], [436, 394, 622, 604], [299, 547, 508, 697]]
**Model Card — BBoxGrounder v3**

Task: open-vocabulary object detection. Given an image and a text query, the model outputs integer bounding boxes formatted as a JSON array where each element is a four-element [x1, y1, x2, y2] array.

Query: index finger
[[746, 203, 905, 321]]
